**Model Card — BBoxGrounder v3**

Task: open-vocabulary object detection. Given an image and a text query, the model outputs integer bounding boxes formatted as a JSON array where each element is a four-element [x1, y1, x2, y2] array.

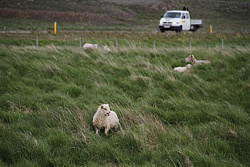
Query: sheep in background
[[104, 46, 111, 51], [185, 55, 211, 66], [83, 43, 98, 49], [174, 64, 192, 72], [93, 104, 122, 135]]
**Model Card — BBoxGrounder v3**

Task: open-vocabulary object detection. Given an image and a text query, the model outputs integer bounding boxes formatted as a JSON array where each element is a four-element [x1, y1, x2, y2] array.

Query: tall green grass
[[0, 42, 249, 166]]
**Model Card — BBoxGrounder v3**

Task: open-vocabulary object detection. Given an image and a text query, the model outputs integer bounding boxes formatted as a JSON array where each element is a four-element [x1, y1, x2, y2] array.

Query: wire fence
[[0, 33, 249, 49]]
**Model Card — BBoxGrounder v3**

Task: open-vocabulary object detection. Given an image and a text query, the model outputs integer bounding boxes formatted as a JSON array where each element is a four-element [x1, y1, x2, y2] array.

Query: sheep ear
[[191, 55, 194, 58], [101, 105, 104, 109]]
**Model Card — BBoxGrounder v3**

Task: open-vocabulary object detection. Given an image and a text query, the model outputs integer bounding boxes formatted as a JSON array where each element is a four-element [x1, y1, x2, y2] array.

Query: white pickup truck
[[159, 9, 202, 33]]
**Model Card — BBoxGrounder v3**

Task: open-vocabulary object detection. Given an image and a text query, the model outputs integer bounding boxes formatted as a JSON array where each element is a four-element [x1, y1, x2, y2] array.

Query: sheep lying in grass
[[93, 104, 121, 135], [83, 43, 111, 51], [104, 46, 111, 51], [185, 55, 211, 66], [83, 43, 98, 49], [174, 64, 192, 72]]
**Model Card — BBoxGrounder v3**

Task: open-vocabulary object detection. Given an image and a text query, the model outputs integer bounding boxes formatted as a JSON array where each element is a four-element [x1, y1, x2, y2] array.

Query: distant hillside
[[0, 0, 249, 32]]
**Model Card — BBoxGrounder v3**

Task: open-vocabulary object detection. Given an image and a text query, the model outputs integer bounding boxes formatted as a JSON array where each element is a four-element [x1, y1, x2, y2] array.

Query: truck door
[[181, 13, 190, 30], [185, 13, 191, 30]]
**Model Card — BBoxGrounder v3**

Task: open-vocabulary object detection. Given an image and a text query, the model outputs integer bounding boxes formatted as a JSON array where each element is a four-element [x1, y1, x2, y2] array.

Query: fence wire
[[0, 33, 249, 49]]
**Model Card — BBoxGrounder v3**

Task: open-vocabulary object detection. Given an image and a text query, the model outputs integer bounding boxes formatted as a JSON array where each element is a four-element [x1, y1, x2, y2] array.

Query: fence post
[[222, 39, 224, 49], [79, 37, 81, 48], [54, 22, 57, 35], [36, 36, 38, 48], [189, 38, 191, 49], [153, 40, 155, 50], [116, 40, 118, 49]]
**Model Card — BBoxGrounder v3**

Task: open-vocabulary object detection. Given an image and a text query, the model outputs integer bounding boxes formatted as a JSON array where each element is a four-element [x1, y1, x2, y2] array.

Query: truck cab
[[159, 9, 202, 33]]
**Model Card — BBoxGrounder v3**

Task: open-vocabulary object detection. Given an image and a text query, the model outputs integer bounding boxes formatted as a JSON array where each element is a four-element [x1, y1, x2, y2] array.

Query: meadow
[[0, 33, 249, 166]]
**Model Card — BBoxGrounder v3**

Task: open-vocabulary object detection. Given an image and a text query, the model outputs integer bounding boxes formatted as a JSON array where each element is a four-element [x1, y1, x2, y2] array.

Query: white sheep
[[83, 43, 98, 49], [174, 64, 192, 72], [92, 104, 121, 135], [185, 55, 211, 66], [104, 46, 111, 52]]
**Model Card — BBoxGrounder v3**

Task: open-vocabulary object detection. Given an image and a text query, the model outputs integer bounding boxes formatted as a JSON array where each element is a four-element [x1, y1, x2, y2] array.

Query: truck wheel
[[176, 26, 182, 33], [193, 26, 198, 32]]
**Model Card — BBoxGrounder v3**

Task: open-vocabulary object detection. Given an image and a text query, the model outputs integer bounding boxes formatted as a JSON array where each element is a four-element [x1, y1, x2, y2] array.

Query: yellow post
[[210, 25, 212, 33], [54, 22, 57, 35]]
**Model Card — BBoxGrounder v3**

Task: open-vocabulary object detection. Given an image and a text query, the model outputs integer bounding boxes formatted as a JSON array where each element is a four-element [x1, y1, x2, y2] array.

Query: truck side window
[[182, 14, 185, 19], [186, 13, 189, 19]]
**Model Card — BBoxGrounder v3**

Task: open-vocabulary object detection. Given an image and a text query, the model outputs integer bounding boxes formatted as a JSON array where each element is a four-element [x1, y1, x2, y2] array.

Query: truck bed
[[191, 20, 202, 25]]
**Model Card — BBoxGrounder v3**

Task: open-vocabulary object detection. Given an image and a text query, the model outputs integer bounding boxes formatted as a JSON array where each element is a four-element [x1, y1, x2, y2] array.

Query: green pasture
[[0, 36, 249, 166]]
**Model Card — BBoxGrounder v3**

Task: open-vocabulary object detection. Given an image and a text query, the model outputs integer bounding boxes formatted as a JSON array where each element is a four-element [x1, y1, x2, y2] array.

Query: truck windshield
[[163, 12, 181, 18]]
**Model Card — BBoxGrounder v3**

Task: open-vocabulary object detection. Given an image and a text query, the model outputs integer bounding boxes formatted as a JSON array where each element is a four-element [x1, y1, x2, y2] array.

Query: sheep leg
[[95, 127, 100, 134], [105, 126, 110, 135]]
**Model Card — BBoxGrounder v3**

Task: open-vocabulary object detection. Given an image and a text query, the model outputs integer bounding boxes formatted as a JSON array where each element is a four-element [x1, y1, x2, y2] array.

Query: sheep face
[[104, 46, 111, 51], [100, 104, 111, 116], [185, 55, 196, 63]]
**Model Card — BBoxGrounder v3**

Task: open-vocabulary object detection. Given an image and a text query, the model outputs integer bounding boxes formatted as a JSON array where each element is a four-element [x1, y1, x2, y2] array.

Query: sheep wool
[[83, 43, 98, 49], [174, 64, 192, 72]]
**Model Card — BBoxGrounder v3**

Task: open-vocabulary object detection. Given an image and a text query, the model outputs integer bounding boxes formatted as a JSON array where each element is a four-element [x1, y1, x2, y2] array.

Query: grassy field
[[0, 36, 249, 166], [1, 0, 249, 166]]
